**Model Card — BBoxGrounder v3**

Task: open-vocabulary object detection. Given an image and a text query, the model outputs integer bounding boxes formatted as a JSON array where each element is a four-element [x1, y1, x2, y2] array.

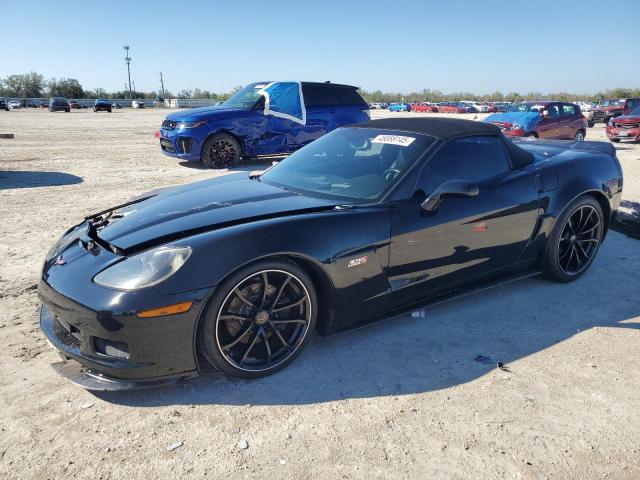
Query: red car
[[411, 102, 437, 112], [438, 102, 466, 113], [69, 99, 81, 110], [589, 98, 640, 126], [606, 105, 640, 142]]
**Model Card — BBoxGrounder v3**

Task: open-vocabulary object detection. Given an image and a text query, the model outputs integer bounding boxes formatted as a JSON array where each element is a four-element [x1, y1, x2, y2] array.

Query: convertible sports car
[[39, 118, 622, 390]]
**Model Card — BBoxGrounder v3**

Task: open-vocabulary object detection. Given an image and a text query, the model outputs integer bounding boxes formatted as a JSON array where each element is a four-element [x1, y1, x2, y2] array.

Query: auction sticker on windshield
[[371, 135, 416, 147]]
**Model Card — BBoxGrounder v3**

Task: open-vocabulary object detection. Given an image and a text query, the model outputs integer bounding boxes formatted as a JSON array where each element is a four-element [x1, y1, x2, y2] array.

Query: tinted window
[[627, 99, 638, 109], [561, 104, 577, 116], [302, 85, 337, 107], [332, 87, 366, 106], [417, 136, 509, 195]]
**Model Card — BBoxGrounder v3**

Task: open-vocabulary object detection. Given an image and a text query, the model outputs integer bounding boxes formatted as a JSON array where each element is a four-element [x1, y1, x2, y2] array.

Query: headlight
[[94, 246, 192, 290], [177, 120, 207, 129]]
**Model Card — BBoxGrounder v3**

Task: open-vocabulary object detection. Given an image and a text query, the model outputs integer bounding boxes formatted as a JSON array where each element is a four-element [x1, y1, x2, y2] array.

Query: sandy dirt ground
[[0, 108, 639, 480]]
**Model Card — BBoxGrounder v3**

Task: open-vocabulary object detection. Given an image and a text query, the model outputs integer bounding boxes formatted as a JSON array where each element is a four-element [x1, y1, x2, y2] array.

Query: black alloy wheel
[[557, 204, 601, 275], [198, 261, 317, 378], [544, 196, 604, 282], [201, 133, 241, 169]]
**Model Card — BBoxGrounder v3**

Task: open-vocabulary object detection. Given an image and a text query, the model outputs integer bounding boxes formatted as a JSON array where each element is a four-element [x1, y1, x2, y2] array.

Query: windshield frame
[[221, 82, 269, 110], [259, 127, 437, 203]]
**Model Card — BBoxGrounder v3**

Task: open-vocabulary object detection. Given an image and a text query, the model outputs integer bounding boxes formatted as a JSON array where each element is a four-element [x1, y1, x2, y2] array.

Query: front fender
[[157, 207, 392, 333]]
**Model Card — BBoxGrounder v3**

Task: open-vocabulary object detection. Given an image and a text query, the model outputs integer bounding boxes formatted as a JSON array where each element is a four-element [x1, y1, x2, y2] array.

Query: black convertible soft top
[[353, 117, 534, 168], [354, 117, 500, 139]]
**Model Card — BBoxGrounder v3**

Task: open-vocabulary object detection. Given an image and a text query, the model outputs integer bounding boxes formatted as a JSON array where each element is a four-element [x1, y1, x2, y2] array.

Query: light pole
[[123, 45, 132, 99]]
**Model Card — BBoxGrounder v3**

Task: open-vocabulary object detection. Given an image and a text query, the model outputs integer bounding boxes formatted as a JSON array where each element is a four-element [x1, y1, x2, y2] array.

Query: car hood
[[164, 106, 249, 122], [594, 105, 623, 112], [484, 112, 541, 129], [94, 173, 340, 252], [610, 114, 640, 123]]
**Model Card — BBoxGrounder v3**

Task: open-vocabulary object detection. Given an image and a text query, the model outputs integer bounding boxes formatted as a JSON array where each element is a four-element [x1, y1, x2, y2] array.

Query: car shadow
[[0, 171, 83, 190], [95, 232, 640, 407], [179, 159, 277, 172], [612, 200, 640, 239]]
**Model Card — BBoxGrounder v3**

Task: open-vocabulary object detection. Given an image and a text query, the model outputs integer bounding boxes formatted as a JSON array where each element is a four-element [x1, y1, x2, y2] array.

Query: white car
[[461, 101, 488, 113], [574, 101, 593, 113], [132, 100, 146, 109], [8, 101, 22, 109]]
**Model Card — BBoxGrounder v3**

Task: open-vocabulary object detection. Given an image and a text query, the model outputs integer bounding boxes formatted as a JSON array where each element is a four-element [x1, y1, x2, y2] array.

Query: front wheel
[[543, 196, 604, 282], [201, 133, 241, 169], [198, 260, 317, 378]]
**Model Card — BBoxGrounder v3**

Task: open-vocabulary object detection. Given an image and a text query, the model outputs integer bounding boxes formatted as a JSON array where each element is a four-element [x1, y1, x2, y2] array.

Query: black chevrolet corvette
[[39, 118, 623, 390]]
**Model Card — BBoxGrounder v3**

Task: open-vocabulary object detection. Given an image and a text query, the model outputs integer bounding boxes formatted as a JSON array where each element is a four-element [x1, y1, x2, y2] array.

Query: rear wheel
[[198, 260, 317, 378], [543, 196, 604, 282], [574, 130, 585, 141], [201, 133, 241, 169]]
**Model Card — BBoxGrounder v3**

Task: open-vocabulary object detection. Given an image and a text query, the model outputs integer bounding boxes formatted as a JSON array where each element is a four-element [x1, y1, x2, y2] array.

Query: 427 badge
[[347, 256, 368, 268]]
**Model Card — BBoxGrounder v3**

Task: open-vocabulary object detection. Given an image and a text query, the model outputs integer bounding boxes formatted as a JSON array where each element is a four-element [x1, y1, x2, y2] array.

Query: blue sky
[[1, 0, 639, 94]]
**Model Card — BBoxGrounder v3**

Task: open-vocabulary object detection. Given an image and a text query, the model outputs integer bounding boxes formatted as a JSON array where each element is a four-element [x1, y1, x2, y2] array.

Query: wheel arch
[[200, 129, 246, 158], [191, 251, 337, 371]]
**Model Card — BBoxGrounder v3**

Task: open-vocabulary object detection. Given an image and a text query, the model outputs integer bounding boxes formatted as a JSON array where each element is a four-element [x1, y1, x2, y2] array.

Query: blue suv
[[159, 81, 370, 168]]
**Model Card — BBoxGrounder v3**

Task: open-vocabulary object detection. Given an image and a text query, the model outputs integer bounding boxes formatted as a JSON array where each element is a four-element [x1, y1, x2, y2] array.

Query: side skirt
[[332, 269, 542, 336]]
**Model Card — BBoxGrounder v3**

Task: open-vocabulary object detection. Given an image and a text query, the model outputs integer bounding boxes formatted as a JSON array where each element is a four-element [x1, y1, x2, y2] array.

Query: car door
[[537, 104, 560, 138], [251, 99, 302, 155], [559, 103, 578, 138], [387, 135, 540, 307]]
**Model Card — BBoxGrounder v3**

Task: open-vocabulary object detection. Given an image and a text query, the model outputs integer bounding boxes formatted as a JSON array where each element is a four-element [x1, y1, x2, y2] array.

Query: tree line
[[1, 71, 638, 103]]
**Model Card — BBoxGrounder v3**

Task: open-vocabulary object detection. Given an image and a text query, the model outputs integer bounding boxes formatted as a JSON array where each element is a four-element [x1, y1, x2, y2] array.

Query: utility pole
[[159, 72, 165, 97], [123, 45, 132, 99], [132, 81, 136, 93]]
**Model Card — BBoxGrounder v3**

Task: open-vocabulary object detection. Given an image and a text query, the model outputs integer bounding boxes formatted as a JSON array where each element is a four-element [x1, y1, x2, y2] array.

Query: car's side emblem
[[54, 256, 66, 266], [348, 256, 368, 268]]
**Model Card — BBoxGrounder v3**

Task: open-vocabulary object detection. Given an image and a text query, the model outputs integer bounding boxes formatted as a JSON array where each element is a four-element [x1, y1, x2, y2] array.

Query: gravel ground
[[0, 108, 639, 480]]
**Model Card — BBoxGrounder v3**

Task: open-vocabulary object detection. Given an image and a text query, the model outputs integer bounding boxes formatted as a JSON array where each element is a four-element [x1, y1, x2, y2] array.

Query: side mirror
[[420, 179, 479, 212]]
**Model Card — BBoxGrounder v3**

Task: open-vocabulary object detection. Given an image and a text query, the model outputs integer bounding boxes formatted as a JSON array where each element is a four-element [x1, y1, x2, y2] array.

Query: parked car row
[[383, 101, 513, 114]]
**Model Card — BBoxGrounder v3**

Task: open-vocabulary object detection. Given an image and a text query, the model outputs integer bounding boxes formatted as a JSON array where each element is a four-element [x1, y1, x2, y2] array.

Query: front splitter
[[50, 360, 199, 391]]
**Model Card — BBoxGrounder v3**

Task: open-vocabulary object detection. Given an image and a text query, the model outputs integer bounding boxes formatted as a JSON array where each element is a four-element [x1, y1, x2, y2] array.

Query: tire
[[93, 108, 96, 112], [108, 108, 112, 113], [587, 120, 595, 128], [525, 132, 538, 138], [198, 259, 318, 379], [543, 195, 604, 283], [573, 130, 585, 141], [65, 109, 70, 112], [611, 138, 620, 143], [201, 132, 241, 169]]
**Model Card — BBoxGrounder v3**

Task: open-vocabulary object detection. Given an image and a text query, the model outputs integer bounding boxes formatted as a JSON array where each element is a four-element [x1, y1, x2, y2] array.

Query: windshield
[[507, 103, 545, 113], [260, 127, 434, 201], [222, 83, 267, 109], [602, 99, 623, 107], [628, 105, 640, 116]]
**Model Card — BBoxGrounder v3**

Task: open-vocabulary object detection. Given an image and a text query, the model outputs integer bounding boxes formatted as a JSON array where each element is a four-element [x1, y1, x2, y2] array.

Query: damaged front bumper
[[39, 302, 201, 390]]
